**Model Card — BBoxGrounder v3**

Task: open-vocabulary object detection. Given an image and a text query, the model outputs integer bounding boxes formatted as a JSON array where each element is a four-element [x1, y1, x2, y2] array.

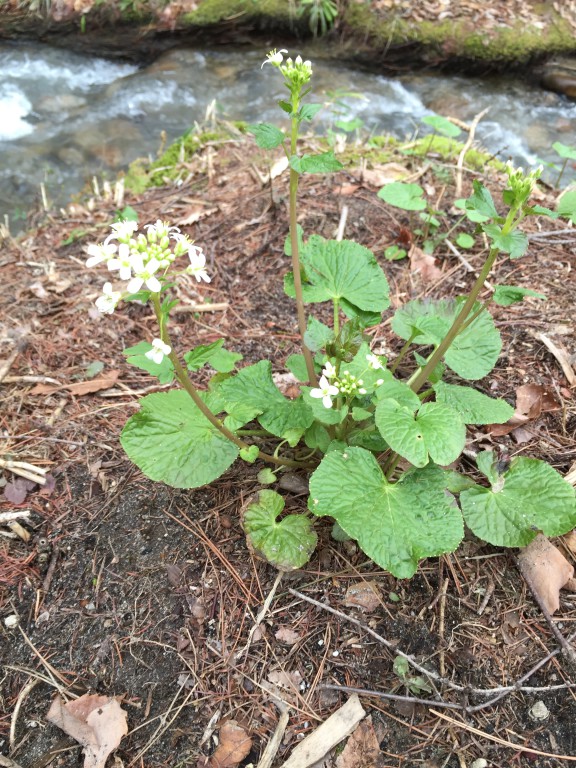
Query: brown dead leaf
[[336, 716, 385, 768], [208, 720, 252, 768], [561, 529, 576, 554], [517, 534, 574, 614], [30, 370, 119, 396], [490, 383, 559, 436], [343, 581, 382, 613], [267, 668, 303, 691], [361, 162, 408, 187], [409, 246, 443, 282], [46, 694, 128, 768], [177, 205, 218, 226], [275, 626, 301, 645]]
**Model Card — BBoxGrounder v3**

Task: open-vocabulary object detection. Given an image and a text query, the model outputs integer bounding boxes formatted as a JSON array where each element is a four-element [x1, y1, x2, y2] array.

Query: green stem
[[555, 157, 568, 190], [333, 298, 340, 336], [289, 103, 317, 386], [390, 331, 418, 375], [150, 295, 304, 469]]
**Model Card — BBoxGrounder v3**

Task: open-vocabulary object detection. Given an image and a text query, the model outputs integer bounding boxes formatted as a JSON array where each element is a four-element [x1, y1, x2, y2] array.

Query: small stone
[[4, 614, 19, 628], [470, 760, 489, 768], [529, 701, 550, 721]]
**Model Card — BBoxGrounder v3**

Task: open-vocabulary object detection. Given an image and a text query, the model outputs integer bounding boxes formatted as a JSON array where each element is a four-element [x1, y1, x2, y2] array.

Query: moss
[[342, 2, 576, 64], [124, 127, 240, 192], [184, 0, 292, 26], [338, 134, 505, 174]]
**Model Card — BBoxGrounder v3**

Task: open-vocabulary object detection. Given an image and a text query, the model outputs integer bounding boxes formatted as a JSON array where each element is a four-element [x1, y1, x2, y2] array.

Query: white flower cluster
[[86, 219, 210, 315], [261, 49, 312, 85], [309, 353, 386, 409]]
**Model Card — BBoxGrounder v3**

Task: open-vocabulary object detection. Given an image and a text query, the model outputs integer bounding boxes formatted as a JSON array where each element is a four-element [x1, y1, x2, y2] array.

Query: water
[[1, 40, 575, 226]]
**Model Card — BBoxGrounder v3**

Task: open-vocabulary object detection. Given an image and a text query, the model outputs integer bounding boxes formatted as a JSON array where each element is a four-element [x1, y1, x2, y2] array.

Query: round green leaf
[[460, 457, 576, 547], [244, 490, 317, 571], [422, 115, 461, 138], [309, 448, 464, 578], [552, 141, 576, 160], [456, 233, 475, 249], [375, 400, 465, 467], [378, 182, 427, 211], [120, 390, 239, 488]]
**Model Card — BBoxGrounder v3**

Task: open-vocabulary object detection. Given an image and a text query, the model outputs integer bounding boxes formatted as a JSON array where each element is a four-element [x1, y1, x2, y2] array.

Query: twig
[[289, 589, 576, 701], [431, 709, 576, 762], [335, 205, 348, 241], [235, 571, 284, 661], [319, 683, 464, 710], [0, 756, 26, 768], [455, 107, 489, 198], [0, 458, 47, 485], [445, 239, 493, 291], [531, 331, 576, 386], [10, 678, 40, 749], [16, 627, 72, 690], [257, 702, 290, 768], [0, 343, 26, 384], [0, 511, 31, 524]]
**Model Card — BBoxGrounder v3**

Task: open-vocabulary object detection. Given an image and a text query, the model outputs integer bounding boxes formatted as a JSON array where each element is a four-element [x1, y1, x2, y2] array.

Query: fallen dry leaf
[[336, 716, 385, 768], [46, 694, 128, 768], [267, 668, 303, 691], [517, 534, 574, 614], [409, 246, 443, 282], [30, 370, 119, 396], [561, 529, 576, 554], [361, 162, 408, 187], [343, 581, 382, 613], [490, 382, 559, 436], [275, 626, 301, 645], [208, 720, 252, 768]]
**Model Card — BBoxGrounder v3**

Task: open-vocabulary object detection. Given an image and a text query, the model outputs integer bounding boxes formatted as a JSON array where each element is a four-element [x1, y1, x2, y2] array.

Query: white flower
[[104, 220, 139, 245], [186, 246, 211, 283], [126, 255, 162, 293], [107, 242, 133, 280], [261, 48, 287, 68], [366, 353, 384, 370], [144, 220, 180, 242], [310, 375, 339, 409], [376, 378, 384, 387], [86, 242, 117, 268], [323, 361, 337, 379], [145, 338, 171, 364], [95, 282, 122, 314]]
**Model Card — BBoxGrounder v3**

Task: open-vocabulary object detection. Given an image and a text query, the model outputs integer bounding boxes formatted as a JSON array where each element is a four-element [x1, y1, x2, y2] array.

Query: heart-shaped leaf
[[309, 448, 463, 578], [244, 490, 317, 570]]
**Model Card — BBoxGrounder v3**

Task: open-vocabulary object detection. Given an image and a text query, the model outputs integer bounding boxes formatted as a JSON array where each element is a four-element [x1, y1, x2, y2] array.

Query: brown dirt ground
[[1, 133, 576, 768]]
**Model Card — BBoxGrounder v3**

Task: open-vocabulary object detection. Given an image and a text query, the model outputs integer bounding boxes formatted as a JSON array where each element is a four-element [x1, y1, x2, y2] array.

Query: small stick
[[455, 107, 489, 198], [0, 756, 26, 768], [477, 577, 495, 616], [10, 678, 40, 749], [335, 205, 348, 241], [235, 571, 284, 661], [0, 511, 31, 524], [0, 459, 47, 485], [438, 577, 449, 677], [257, 703, 290, 768], [0, 340, 27, 384]]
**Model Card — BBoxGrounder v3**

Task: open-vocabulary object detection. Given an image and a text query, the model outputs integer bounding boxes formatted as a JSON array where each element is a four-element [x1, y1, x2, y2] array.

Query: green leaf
[[422, 115, 461, 138], [120, 390, 239, 488], [286, 353, 309, 382], [219, 361, 314, 442], [375, 373, 421, 409], [377, 182, 427, 211], [290, 151, 343, 174], [84, 361, 104, 379], [384, 245, 407, 260], [476, 449, 499, 485], [456, 232, 475, 249], [304, 422, 331, 452], [352, 406, 372, 421], [257, 468, 277, 485], [552, 141, 576, 160], [309, 449, 464, 578], [299, 103, 322, 122], [304, 316, 333, 352], [460, 457, 576, 547], [392, 298, 502, 380], [240, 445, 259, 463], [278, 100, 292, 114], [123, 341, 175, 385], [454, 198, 491, 224], [465, 180, 499, 220], [114, 205, 138, 222], [184, 339, 242, 373], [244, 490, 317, 571], [557, 189, 576, 224], [299, 237, 390, 312], [303, 387, 347, 425], [413, 352, 446, 385], [482, 224, 529, 258], [334, 117, 364, 132], [375, 400, 465, 467], [492, 285, 546, 306], [247, 122, 285, 149], [339, 300, 383, 328], [433, 381, 514, 425]]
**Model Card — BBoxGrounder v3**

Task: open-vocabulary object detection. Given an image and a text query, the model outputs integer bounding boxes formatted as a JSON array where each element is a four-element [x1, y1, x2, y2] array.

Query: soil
[[1, 126, 576, 768]]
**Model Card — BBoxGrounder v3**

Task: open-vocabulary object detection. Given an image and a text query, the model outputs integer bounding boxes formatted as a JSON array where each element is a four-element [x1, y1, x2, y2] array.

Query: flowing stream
[[2, 40, 576, 228]]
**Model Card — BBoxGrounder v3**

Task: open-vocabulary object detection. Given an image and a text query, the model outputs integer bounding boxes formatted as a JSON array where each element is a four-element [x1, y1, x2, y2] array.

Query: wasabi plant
[[86, 51, 576, 579]]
